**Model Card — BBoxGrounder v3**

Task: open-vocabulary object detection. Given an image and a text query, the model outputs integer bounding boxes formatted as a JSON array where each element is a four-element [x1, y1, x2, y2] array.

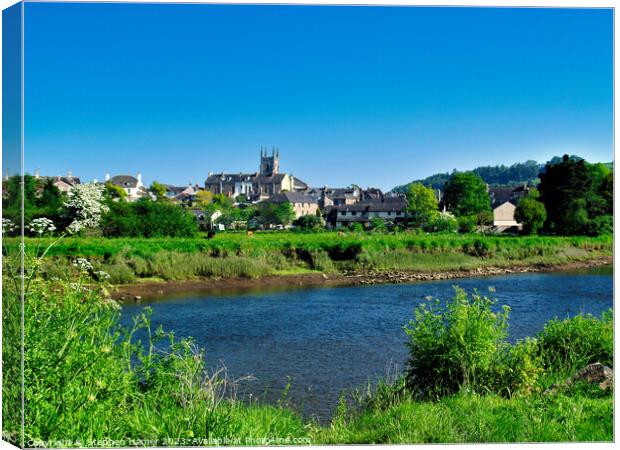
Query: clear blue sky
[[24, 3, 613, 190]]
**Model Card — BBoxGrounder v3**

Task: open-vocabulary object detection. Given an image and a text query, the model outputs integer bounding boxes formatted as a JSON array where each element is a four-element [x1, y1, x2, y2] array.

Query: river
[[121, 266, 613, 422]]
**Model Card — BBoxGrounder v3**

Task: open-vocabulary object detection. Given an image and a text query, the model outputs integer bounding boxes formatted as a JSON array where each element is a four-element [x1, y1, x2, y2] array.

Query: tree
[[293, 214, 323, 231], [104, 182, 127, 201], [515, 189, 547, 235], [257, 202, 295, 226], [63, 182, 109, 232], [443, 172, 491, 217], [406, 183, 439, 227], [150, 181, 167, 201], [538, 155, 606, 234], [195, 190, 214, 208]]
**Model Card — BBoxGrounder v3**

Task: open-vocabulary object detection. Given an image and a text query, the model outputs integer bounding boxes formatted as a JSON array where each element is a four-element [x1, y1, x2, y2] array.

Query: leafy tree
[[293, 214, 323, 231], [150, 181, 167, 201], [443, 172, 491, 217], [406, 183, 439, 227], [515, 189, 547, 235], [538, 155, 609, 234], [195, 190, 214, 208], [257, 202, 295, 226], [212, 193, 233, 210], [104, 182, 127, 201]]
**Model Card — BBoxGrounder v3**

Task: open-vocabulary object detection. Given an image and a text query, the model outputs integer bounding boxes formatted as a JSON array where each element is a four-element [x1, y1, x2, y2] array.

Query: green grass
[[5, 232, 612, 285], [315, 393, 612, 444]]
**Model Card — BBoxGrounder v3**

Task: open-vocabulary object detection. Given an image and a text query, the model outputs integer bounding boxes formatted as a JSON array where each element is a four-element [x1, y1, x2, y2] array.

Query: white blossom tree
[[63, 182, 109, 232]]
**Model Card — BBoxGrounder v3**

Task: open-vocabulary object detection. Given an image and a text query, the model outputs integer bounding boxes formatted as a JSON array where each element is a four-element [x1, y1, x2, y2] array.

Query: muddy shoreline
[[112, 256, 613, 301]]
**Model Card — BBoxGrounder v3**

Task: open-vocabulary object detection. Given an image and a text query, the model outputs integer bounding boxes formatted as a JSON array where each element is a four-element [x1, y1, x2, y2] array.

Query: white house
[[106, 172, 150, 202]]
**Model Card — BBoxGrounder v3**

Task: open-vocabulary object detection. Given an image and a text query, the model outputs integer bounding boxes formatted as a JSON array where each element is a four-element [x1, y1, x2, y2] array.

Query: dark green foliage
[[443, 172, 491, 217], [101, 198, 198, 237], [292, 214, 323, 231], [539, 155, 613, 235]]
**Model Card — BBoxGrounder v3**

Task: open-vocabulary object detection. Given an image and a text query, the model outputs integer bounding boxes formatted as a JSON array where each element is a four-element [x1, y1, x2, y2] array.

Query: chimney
[[34, 169, 40, 179], [137, 172, 142, 185], [105, 172, 110, 181], [67, 170, 73, 178]]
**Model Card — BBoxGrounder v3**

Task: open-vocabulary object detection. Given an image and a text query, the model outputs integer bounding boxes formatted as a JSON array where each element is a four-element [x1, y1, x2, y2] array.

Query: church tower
[[260, 147, 279, 176]]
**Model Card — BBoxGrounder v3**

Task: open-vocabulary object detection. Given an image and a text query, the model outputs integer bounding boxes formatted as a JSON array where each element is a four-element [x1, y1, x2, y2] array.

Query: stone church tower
[[260, 147, 279, 176]]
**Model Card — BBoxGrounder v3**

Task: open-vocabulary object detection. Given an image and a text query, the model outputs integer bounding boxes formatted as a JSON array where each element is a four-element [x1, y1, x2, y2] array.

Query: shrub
[[537, 310, 613, 372], [404, 287, 510, 398], [457, 215, 477, 233]]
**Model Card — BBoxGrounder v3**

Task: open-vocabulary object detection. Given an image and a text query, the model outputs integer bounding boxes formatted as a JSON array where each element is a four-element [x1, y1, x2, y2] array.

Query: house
[[489, 184, 530, 230], [326, 196, 408, 228], [35, 170, 81, 193], [493, 201, 519, 228], [307, 186, 385, 209], [204, 148, 308, 201], [174, 184, 202, 204], [105, 172, 150, 202], [263, 191, 320, 219]]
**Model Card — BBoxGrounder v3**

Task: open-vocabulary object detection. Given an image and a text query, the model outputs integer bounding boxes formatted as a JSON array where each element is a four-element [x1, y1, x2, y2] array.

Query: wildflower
[[96, 270, 111, 281], [88, 394, 96, 402], [2, 218, 16, 234], [66, 220, 84, 235], [101, 345, 111, 354], [26, 217, 56, 235], [73, 258, 93, 273]]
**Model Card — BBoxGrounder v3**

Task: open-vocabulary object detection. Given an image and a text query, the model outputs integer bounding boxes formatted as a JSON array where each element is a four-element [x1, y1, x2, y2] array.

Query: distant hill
[[392, 156, 612, 193]]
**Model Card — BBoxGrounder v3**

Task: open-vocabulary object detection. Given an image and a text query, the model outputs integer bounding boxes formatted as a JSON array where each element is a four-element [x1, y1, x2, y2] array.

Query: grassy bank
[[3, 249, 613, 445], [6, 232, 613, 284]]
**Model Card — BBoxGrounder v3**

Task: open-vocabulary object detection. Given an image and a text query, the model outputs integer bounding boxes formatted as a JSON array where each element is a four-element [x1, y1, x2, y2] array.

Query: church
[[204, 148, 308, 201]]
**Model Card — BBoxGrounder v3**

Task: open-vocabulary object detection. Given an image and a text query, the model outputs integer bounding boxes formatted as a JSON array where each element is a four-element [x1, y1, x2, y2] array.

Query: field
[[7, 232, 613, 285]]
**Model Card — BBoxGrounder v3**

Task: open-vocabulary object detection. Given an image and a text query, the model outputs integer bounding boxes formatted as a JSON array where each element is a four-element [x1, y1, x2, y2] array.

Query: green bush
[[404, 287, 510, 398], [537, 310, 613, 372], [457, 215, 477, 233]]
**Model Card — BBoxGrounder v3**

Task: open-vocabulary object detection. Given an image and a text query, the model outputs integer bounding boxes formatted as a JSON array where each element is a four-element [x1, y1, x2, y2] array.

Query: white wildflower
[[26, 217, 56, 235], [66, 221, 84, 235], [96, 270, 110, 281], [73, 258, 93, 273], [2, 218, 16, 234]]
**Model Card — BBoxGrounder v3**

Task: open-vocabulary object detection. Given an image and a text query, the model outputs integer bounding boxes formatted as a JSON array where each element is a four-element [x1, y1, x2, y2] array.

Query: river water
[[121, 266, 613, 422]]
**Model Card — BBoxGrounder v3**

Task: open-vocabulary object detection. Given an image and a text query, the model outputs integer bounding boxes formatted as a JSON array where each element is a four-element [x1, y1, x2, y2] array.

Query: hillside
[[392, 156, 613, 193]]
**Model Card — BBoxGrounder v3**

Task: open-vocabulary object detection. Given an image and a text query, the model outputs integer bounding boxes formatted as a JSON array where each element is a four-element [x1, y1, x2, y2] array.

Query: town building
[[326, 196, 408, 228], [204, 148, 308, 201], [34, 170, 81, 193], [105, 172, 150, 202], [263, 191, 320, 219], [489, 184, 530, 230]]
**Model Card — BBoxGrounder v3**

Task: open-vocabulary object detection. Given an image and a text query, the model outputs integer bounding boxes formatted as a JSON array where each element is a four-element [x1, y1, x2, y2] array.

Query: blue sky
[[23, 3, 613, 190]]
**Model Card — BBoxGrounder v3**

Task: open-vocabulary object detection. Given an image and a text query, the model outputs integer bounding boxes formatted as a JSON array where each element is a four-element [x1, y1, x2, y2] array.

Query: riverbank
[[112, 255, 612, 301]]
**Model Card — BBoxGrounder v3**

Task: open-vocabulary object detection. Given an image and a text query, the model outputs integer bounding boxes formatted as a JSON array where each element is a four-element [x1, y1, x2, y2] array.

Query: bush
[[404, 287, 510, 398], [101, 199, 198, 238], [587, 215, 613, 237], [457, 215, 477, 233], [537, 310, 613, 372]]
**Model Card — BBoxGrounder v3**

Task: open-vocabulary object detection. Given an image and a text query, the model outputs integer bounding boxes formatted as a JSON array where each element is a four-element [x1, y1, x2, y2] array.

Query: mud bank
[[112, 256, 612, 301]]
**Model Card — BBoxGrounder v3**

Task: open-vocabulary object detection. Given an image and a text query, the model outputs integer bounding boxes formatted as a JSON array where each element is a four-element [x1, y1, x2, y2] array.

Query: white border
[[0, 1, 617, 450]]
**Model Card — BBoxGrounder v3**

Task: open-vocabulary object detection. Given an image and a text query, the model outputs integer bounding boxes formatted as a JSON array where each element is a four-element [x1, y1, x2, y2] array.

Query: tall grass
[[6, 232, 612, 285]]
